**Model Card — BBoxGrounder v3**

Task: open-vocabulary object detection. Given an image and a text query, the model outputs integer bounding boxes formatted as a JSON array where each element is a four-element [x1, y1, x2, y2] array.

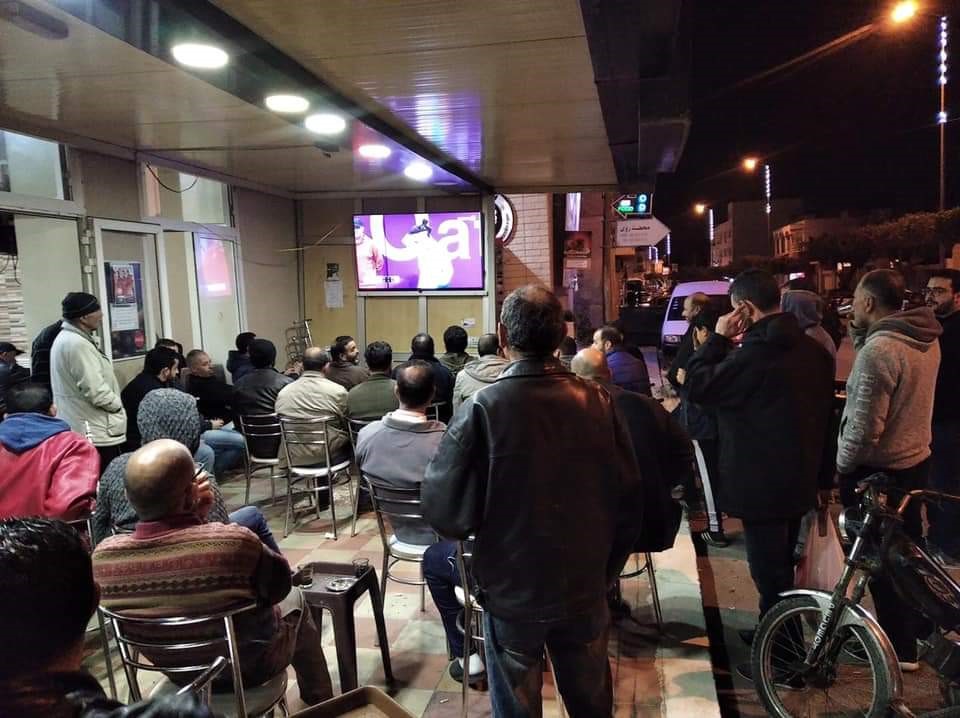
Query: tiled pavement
[[82, 467, 720, 717]]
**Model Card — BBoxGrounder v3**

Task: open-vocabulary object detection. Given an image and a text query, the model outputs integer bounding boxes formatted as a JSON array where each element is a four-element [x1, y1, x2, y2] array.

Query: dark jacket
[[422, 359, 643, 621], [30, 320, 62, 389], [120, 373, 166, 449], [187, 374, 234, 423], [934, 310, 960, 424], [226, 350, 253, 383], [605, 383, 692, 553], [407, 355, 454, 419], [232, 367, 293, 419], [685, 313, 835, 521], [325, 361, 369, 391], [666, 324, 696, 391], [606, 347, 651, 396], [0, 360, 30, 414], [0, 671, 211, 718]]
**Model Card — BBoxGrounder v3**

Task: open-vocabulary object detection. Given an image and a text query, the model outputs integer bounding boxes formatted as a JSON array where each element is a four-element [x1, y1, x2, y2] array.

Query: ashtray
[[325, 577, 355, 592]]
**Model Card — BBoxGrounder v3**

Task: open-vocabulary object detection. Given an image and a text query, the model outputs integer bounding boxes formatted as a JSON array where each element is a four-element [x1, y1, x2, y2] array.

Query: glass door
[[193, 233, 242, 368]]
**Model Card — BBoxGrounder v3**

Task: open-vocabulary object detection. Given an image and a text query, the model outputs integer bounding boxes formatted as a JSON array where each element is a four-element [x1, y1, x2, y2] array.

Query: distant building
[[773, 214, 859, 258], [710, 199, 803, 266]]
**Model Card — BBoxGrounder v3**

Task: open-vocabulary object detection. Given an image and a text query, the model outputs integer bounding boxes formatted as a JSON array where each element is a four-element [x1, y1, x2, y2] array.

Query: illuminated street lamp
[[891, 1, 918, 24], [742, 156, 759, 173], [694, 202, 707, 216]]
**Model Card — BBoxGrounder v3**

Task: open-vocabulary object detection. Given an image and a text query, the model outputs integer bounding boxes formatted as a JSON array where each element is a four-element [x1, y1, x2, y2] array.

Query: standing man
[[838, 269, 941, 669], [925, 269, 960, 562], [592, 325, 651, 396], [325, 335, 369, 390], [50, 292, 127, 471], [685, 269, 834, 673], [666, 292, 710, 391], [423, 285, 642, 716], [0, 342, 30, 416]]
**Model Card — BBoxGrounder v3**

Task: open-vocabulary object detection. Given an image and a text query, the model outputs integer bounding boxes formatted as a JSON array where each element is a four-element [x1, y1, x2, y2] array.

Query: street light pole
[[764, 163, 773, 254], [938, 15, 948, 214]]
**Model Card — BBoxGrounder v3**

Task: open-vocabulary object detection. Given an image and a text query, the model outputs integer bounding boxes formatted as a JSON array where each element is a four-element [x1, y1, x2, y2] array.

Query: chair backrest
[[101, 602, 257, 717], [364, 473, 432, 550], [347, 418, 372, 454], [176, 655, 228, 706], [278, 414, 338, 471], [237, 413, 282, 461], [426, 402, 447, 422]]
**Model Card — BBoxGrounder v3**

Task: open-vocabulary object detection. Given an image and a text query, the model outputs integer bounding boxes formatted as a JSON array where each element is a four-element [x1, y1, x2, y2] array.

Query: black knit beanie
[[62, 292, 101, 320]]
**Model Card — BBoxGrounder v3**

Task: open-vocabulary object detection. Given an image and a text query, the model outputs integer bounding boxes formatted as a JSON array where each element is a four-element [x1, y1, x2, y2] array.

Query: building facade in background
[[773, 215, 859, 258], [711, 198, 803, 266]]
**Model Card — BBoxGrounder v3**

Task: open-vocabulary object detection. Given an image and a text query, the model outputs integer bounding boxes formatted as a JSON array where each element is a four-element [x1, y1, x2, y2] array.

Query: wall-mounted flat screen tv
[[353, 211, 483, 291]]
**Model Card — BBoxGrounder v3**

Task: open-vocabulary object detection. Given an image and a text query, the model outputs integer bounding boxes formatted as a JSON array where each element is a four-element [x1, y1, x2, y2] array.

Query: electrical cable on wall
[[145, 163, 199, 193]]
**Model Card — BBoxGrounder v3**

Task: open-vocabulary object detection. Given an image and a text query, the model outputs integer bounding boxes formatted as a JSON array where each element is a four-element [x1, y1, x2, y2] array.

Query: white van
[[660, 280, 732, 351]]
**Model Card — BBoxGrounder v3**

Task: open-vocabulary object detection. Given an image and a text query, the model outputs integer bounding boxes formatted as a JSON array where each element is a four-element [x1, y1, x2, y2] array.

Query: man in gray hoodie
[[838, 268, 941, 669], [451, 333, 509, 411], [781, 289, 837, 370]]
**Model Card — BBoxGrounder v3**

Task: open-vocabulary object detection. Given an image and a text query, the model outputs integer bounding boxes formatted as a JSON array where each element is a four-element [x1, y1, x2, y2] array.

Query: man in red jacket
[[0, 383, 99, 520]]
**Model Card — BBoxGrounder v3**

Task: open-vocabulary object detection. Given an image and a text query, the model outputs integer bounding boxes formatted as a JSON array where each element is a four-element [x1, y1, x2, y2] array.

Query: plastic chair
[[346, 418, 374, 537], [236, 413, 282, 505], [364, 473, 435, 612], [279, 415, 353, 538], [619, 552, 663, 631], [101, 602, 288, 718]]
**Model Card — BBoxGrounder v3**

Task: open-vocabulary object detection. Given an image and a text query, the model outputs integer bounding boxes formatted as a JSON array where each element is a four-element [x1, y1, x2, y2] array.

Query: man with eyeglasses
[[924, 270, 960, 563]]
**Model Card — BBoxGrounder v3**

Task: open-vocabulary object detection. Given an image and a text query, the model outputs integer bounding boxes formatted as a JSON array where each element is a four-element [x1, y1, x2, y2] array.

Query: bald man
[[667, 291, 711, 390], [92, 440, 333, 705], [572, 348, 693, 589]]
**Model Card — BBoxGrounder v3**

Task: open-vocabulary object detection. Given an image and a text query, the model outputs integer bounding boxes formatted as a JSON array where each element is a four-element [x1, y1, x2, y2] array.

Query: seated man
[[592, 325, 652, 396], [0, 384, 99, 520], [438, 325, 474, 377], [0, 517, 211, 718], [325, 335, 369, 390], [121, 346, 180, 451], [275, 347, 351, 465], [347, 341, 399, 421], [557, 335, 577, 369], [226, 331, 256, 383], [233, 338, 293, 418], [93, 440, 332, 706], [452, 333, 509, 410], [0, 341, 30, 415], [185, 349, 245, 477], [408, 333, 454, 419], [93, 389, 277, 552], [356, 360, 445, 545]]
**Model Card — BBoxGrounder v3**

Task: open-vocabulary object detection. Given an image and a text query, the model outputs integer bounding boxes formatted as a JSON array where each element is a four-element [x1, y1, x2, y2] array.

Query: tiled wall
[[0, 253, 29, 365], [499, 194, 553, 304]]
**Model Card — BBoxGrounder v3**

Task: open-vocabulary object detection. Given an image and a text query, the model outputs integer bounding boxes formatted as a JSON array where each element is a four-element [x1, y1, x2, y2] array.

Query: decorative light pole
[[939, 15, 948, 213]]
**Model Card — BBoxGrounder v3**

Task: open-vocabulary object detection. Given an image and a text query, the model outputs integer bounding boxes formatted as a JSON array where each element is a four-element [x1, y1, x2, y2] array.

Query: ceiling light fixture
[[171, 42, 229, 69], [265, 94, 310, 113], [304, 113, 347, 135], [404, 161, 434, 181], [358, 143, 391, 159]]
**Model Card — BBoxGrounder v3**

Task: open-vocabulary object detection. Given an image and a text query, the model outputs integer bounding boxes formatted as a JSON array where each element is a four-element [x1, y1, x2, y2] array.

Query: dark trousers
[[95, 444, 124, 477], [742, 517, 803, 618], [839, 460, 931, 661], [483, 604, 612, 718], [928, 422, 960, 556], [422, 541, 464, 658]]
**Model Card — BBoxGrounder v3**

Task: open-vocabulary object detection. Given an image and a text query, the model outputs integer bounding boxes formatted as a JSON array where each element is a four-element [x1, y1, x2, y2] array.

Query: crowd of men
[[0, 265, 958, 716]]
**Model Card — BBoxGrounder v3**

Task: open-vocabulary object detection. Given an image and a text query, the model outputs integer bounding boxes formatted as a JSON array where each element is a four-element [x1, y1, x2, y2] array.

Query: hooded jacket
[[438, 351, 474, 377], [226, 350, 253, 383], [781, 290, 837, 366], [92, 389, 228, 542], [0, 412, 99, 520], [452, 354, 510, 410], [50, 321, 127, 447], [838, 307, 942, 474], [686, 313, 835, 521]]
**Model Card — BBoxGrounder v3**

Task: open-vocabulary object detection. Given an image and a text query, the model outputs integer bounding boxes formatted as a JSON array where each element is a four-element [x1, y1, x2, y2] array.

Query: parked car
[[660, 280, 732, 352]]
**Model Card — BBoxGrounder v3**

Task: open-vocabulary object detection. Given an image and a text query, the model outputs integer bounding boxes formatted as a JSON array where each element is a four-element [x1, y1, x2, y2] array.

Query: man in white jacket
[[50, 292, 126, 472]]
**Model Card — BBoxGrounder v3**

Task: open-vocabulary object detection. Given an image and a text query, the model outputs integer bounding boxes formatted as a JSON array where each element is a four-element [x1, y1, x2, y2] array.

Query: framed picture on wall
[[104, 261, 147, 360]]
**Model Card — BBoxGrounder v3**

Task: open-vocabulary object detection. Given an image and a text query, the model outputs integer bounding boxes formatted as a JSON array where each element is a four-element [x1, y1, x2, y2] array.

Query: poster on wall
[[104, 261, 147, 360], [563, 230, 592, 258]]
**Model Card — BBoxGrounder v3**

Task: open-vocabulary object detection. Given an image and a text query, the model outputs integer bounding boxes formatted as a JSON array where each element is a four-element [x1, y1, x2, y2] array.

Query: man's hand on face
[[716, 303, 752, 339]]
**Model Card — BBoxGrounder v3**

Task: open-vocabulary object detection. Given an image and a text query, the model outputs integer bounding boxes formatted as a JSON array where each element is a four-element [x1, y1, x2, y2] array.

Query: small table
[[301, 561, 395, 693]]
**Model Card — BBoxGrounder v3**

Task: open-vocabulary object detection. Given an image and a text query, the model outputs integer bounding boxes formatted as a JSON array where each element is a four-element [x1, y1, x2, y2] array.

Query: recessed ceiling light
[[304, 113, 347, 135], [404, 161, 433, 181], [171, 42, 229, 69], [265, 94, 310, 113], [358, 143, 391, 159]]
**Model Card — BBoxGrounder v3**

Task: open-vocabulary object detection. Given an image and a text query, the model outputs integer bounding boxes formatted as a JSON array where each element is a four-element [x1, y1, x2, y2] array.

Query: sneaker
[[736, 662, 804, 690], [739, 628, 756, 646], [700, 530, 731, 548], [448, 659, 486, 687]]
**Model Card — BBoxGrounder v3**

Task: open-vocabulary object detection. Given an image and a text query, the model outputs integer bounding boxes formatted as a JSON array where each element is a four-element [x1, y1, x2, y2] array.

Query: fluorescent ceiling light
[[358, 143, 391, 159], [404, 161, 433, 181], [265, 94, 310, 113], [305, 113, 347, 135], [171, 42, 229, 69]]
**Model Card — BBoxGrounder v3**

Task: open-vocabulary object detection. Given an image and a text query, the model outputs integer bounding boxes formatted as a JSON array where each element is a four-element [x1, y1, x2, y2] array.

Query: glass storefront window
[[146, 166, 230, 225], [0, 130, 66, 200]]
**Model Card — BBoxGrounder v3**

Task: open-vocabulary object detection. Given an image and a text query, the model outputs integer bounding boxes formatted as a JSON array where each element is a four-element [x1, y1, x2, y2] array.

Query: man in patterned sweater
[[92, 439, 332, 705]]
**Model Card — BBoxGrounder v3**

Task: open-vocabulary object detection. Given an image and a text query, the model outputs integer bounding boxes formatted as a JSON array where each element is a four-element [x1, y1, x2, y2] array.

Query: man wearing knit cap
[[50, 291, 127, 471]]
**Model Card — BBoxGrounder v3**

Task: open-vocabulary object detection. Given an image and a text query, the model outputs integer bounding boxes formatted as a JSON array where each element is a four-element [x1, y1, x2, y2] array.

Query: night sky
[[657, 0, 959, 265]]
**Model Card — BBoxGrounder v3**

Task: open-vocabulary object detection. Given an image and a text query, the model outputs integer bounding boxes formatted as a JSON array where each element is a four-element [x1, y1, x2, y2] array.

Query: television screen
[[353, 211, 483, 290]]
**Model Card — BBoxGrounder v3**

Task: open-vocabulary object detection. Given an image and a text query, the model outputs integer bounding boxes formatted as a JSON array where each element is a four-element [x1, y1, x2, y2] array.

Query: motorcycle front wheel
[[751, 595, 896, 717]]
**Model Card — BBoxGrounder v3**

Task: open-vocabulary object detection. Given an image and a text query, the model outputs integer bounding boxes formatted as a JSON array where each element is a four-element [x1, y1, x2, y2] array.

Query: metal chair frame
[[426, 401, 448, 422], [364, 473, 435, 612], [100, 602, 288, 718], [278, 414, 354, 538], [346, 417, 374, 537], [619, 551, 663, 630], [175, 655, 228, 706], [236, 413, 282, 505], [455, 540, 484, 718]]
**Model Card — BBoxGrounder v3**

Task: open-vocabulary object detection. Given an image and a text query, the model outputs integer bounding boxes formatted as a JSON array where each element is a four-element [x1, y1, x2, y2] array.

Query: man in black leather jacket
[[232, 338, 293, 420], [423, 285, 643, 717], [0, 517, 211, 718]]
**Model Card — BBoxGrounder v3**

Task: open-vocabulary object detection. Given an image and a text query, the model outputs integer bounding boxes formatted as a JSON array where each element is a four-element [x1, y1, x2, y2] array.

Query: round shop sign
[[494, 194, 516, 246]]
